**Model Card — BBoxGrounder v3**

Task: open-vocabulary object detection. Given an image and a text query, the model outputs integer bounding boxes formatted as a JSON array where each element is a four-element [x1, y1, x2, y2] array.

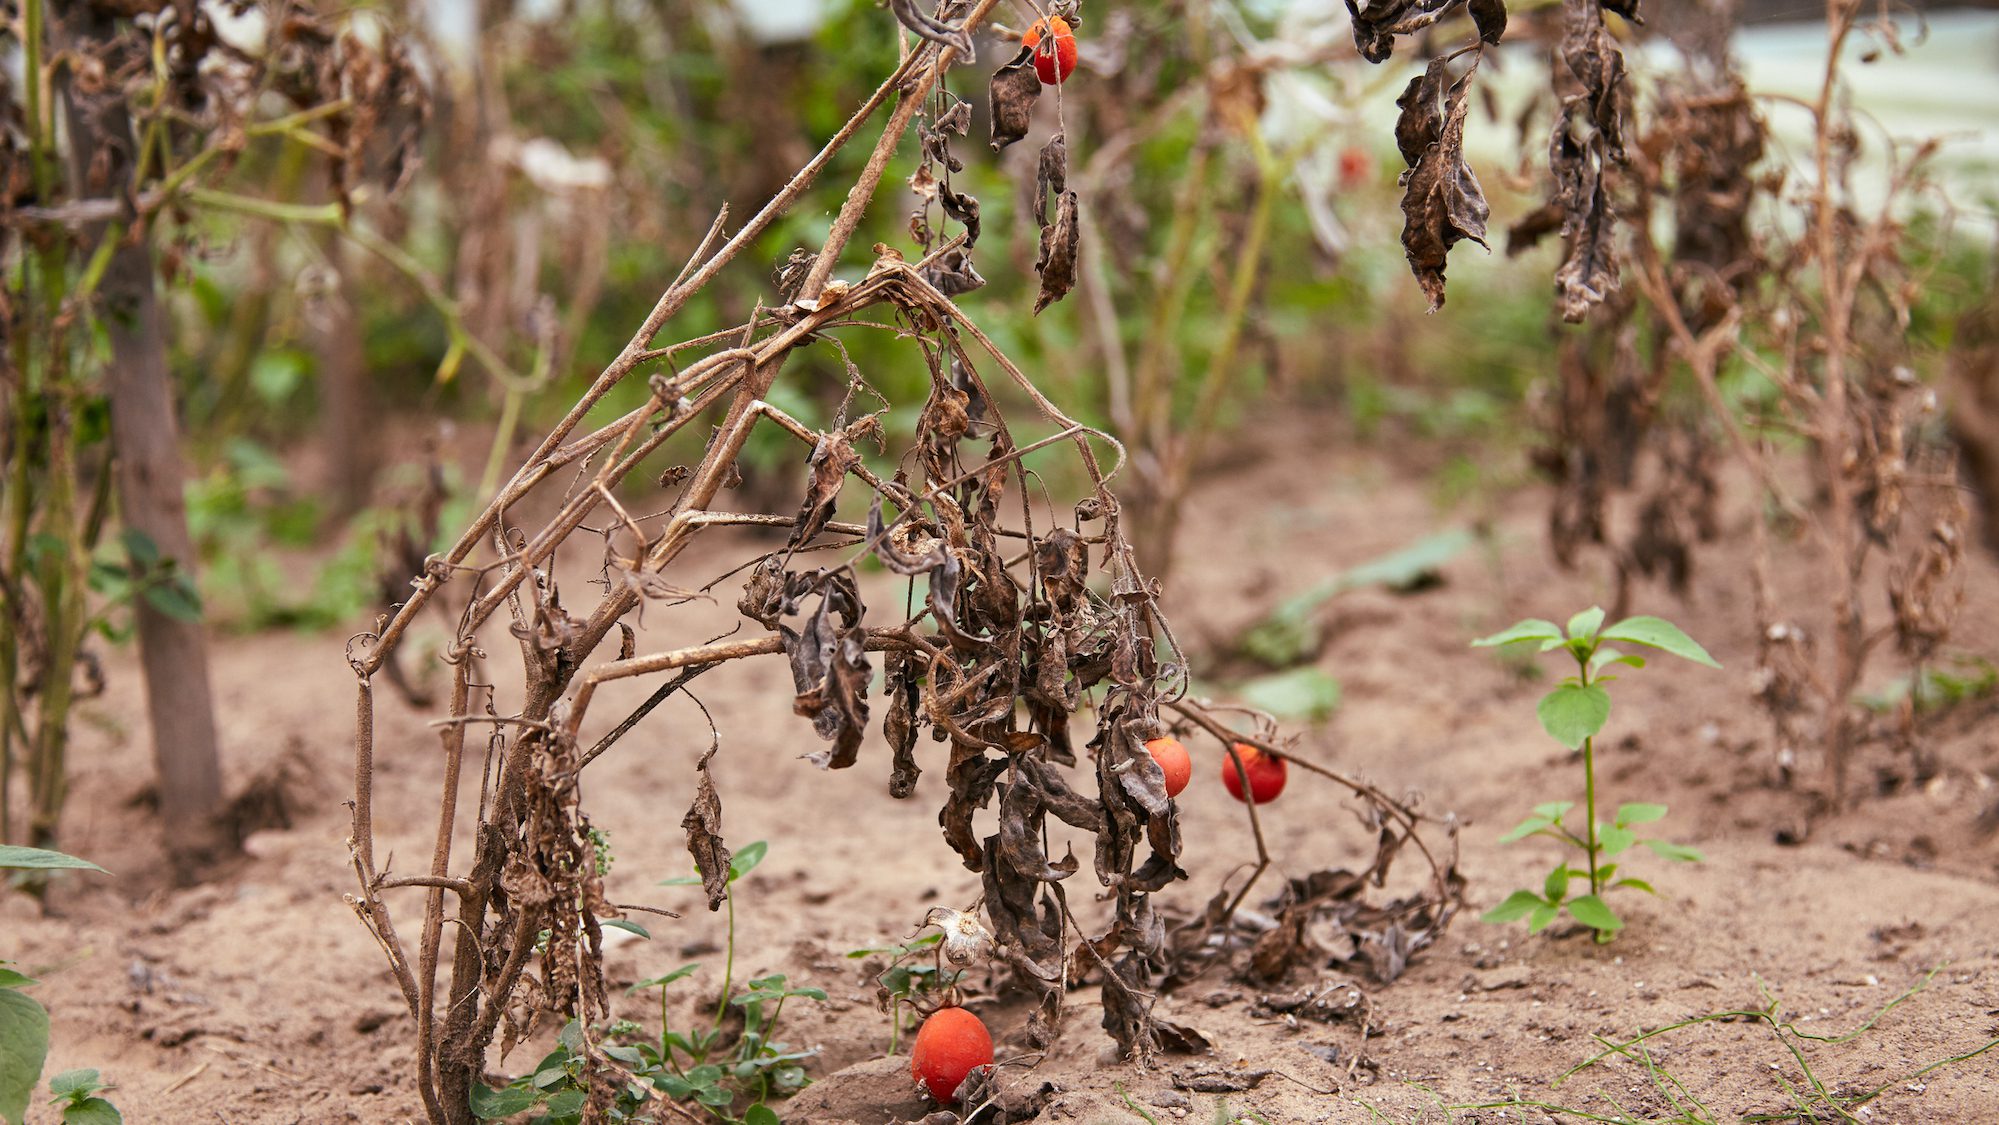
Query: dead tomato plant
[[346, 7, 1458, 1123], [1510, 0, 1969, 812]]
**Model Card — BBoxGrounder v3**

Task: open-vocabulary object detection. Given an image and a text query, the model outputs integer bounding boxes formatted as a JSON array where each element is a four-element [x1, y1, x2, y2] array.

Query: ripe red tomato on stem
[[1220, 742, 1287, 804], [911, 1006, 993, 1104], [1144, 736, 1192, 798], [1022, 17, 1078, 86]]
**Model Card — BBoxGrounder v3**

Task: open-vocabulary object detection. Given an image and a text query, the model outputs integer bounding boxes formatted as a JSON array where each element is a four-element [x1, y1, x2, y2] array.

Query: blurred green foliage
[[125, 0, 1992, 636]]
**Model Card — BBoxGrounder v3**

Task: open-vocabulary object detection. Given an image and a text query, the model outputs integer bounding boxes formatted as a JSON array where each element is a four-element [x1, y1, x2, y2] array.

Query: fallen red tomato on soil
[[1220, 742, 1287, 804], [1022, 17, 1078, 85], [1144, 736, 1192, 798], [911, 1006, 993, 1103]]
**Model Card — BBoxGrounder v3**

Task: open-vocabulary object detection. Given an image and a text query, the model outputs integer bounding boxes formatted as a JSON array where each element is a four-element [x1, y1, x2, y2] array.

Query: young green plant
[[1, 846, 116, 1125], [473, 841, 825, 1124], [845, 932, 947, 1054], [1474, 608, 1717, 943]]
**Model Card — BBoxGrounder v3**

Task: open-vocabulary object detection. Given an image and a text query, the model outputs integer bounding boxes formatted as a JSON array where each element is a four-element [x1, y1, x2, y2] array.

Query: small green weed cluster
[[472, 842, 824, 1125]]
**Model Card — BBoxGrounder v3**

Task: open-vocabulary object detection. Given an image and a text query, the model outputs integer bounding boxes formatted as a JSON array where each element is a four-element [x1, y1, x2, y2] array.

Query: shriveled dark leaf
[[1345, 0, 1465, 63], [1016, 755, 1105, 833], [1506, 199, 1565, 255], [1034, 190, 1080, 314], [681, 747, 732, 911], [883, 651, 923, 798], [990, 50, 1040, 151], [1035, 134, 1068, 227], [1470, 0, 1506, 44], [919, 248, 986, 296], [1396, 56, 1490, 311], [738, 556, 786, 629], [998, 770, 1082, 883], [890, 0, 974, 57], [1358, 922, 1419, 984], [1174, 1066, 1273, 1094], [951, 357, 988, 425], [866, 498, 948, 577], [1155, 1018, 1211, 1054], [773, 247, 815, 304], [1554, 170, 1618, 322], [789, 430, 859, 547], [940, 185, 981, 247], [777, 574, 872, 769], [1098, 951, 1161, 1063]]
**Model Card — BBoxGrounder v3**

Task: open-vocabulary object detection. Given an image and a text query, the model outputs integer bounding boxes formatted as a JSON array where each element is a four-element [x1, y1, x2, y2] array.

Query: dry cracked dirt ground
[[8, 409, 1998, 1124]]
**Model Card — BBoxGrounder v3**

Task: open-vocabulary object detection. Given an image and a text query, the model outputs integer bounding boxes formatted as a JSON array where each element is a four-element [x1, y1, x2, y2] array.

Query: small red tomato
[[1144, 736, 1192, 798], [911, 1006, 993, 1104], [1220, 743, 1287, 804], [1337, 145, 1373, 190], [1022, 17, 1078, 86]]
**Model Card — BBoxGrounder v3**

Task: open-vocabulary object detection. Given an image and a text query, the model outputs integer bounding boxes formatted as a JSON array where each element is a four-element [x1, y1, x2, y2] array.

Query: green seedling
[[1474, 608, 1717, 943], [473, 841, 824, 1124], [1, 847, 116, 1125], [844, 932, 946, 1054], [46, 1070, 121, 1125]]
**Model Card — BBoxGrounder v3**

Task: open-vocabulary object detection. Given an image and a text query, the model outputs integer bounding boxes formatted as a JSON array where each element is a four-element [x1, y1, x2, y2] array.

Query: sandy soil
[[7, 407, 1999, 1125]]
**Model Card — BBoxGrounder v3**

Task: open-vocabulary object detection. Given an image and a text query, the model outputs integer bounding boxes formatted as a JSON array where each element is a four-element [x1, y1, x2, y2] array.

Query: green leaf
[[1531, 801, 1576, 821], [1614, 877, 1657, 895], [1496, 816, 1551, 844], [1543, 866, 1570, 903], [727, 841, 768, 884], [60, 1099, 120, 1125], [602, 1045, 646, 1067], [629, 964, 702, 994], [1232, 666, 1342, 723], [467, 1083, 539, 1119], [1565, 607, 1606, 642], [118, 529, 160, 569], [1642, 839, 1704, 863], [1616, 802, 1668, 825], [0, 971, 34, 991], [696, 1085, 735, 1107], [141, 576, 204, 623], [1596, 825, 1636, 856], [1588, 647, 1645, 675], [657, 875, 703, 887], [249, 349, 308, 406], [1537, 683, 1611, 749], [1472, 619, 1563, 648], [0, 987, 49, 1125], [1339, 528, 1475, 592], [600, 919, 650, 940], [1565, 894, 1624, 932], [0, 847, 106, 873], [657, 1075, 694, 1099], [1481, 889, 1545, 924], [47, 1070, 101, 1100], [542, 1089, 585, 1116], [745, 1104, 781, 1125], [1527, 903, 1560, 933], [1599, 616, 1720, 669], [686, 1065, 725, 1087]]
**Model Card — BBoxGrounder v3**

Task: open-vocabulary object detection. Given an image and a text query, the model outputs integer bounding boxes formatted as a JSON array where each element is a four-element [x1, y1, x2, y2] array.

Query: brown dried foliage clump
[[346, 8, 1458, 1123], [1508, 1, 1968, 811]]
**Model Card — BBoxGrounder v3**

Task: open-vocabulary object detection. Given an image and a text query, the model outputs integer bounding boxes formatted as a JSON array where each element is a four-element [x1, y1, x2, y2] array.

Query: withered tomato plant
[[345, 6, 1460, 1123]]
